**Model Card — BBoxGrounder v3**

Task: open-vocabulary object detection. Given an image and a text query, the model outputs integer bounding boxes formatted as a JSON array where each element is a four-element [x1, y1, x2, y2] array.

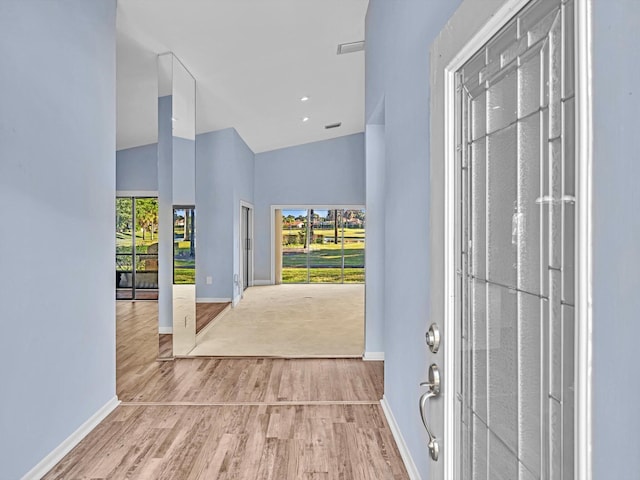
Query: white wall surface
[[0, 1, 117, 477]]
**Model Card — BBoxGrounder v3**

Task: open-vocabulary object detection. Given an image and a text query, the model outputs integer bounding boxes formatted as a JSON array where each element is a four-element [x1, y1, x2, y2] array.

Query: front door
[[424, 1, 577, 478]]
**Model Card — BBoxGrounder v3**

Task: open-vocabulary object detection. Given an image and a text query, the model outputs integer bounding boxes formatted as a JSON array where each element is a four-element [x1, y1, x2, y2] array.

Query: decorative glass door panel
[[455, 1, 575, 478]]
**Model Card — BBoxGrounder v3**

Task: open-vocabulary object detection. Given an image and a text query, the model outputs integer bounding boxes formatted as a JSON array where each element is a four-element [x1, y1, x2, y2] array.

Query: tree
[[308, 209, 314, 248], [116, 198, 132, 233], [136, 198, 158, 241]]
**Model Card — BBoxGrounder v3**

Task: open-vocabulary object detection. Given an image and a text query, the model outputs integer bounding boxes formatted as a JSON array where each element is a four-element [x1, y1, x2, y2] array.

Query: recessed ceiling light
[[302, 117, 310, 123], [300, 96, 310, 102]]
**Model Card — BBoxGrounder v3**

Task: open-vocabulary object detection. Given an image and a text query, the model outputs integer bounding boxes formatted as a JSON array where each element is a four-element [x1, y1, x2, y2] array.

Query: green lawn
[[282, 227, 365, 246], [116, 230, 158, 252], [283, 246, 364, 268], [281, 229, 365, 284], [174, 268, 195, 284], [283, 267, 364, 284]]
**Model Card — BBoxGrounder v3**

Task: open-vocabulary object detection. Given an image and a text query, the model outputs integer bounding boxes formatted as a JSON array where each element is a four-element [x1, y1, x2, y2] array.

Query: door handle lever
[[419, 364, 441, 461]]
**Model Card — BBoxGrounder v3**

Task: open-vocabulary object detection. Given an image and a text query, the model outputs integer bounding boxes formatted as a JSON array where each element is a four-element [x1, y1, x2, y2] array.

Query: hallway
[[42, 302, 408, 479]]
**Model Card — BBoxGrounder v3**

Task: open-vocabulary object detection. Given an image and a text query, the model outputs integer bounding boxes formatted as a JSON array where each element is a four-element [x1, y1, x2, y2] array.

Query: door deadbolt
[[426, 323, 441, 353]]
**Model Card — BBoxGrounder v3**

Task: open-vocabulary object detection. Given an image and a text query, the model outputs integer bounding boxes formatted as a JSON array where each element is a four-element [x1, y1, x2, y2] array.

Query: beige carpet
[[188, 284, 364, 357]]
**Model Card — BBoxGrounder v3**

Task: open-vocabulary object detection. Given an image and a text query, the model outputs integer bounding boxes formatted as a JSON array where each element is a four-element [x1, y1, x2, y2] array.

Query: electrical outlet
[[206, 276, 213, 285]]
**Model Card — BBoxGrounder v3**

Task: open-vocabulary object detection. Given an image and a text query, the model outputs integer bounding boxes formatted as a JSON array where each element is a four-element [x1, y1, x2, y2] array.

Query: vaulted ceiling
[[116, 0, 368, 153]]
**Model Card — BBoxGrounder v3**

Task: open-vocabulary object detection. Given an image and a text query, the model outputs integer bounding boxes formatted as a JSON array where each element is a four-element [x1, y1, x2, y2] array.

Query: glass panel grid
[[455, 0, 574, 478], [116, 197, 158, 300], [281, 209, 365, 284]]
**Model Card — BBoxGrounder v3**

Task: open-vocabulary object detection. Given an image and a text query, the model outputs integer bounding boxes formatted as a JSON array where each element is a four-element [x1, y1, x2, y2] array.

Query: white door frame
[[239, 200, 254, 295], [431, 0, 593, 478]]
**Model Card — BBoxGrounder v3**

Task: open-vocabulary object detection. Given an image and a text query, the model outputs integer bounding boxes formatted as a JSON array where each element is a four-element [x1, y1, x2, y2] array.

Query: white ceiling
[[116, 0, 368, 153]]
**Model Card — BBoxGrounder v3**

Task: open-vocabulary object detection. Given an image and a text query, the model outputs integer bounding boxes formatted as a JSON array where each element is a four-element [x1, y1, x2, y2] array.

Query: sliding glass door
[[116, 197, 159, 300], [342, 209, 365, 283], [281, 208, 365, 284]]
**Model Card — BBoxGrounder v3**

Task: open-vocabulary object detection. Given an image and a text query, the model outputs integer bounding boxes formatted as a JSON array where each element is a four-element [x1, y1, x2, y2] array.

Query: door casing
[[429, 0, 593, 478]]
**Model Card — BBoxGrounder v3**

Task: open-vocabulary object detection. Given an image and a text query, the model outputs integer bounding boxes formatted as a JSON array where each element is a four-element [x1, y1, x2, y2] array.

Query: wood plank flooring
[[116, 301, 159, 390], [196, 302, 230, 334], [119, 356, 384, 404], [44, 300, 408, 479], [43, 404, 407, 480]]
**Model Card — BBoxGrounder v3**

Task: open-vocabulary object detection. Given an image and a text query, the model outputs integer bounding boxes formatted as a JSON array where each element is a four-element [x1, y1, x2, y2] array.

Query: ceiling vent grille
[[337, 41, 365, 55], [325, 122, 342, 129]]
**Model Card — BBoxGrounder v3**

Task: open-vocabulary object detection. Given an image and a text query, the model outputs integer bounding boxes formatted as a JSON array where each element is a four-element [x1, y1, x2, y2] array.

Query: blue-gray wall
[[0, 1, 117, 477], [232, 129, 256, 301], [253, 133, 366, 283], [116, 143, 158, 193], [196, 128, 255, 301], [365, 1, 463, 477], [592, 1, 640, 477]]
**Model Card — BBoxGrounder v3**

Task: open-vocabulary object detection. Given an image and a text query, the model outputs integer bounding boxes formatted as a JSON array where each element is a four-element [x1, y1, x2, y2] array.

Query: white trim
[[159, 326, 173, 334], [575, 0, 593, 478], [21, 396, 120, 480], [252, 280, 272, 286], [447, 0, 531, 71], [115, 191, 158, 197], [196, 297, 232, 303], [269, 204, 366, 284], [232, 294, 242, 307], [362, 351, 385, 361], [442, 65, 457, 480], [380, 396, 421, 480]]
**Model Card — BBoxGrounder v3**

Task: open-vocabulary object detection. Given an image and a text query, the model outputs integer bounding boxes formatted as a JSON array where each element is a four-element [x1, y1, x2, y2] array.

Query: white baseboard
[[196, 297, 232, 303], [380, 395, 421, 480], [252, 280, 272, 286], [363, 351, 385, 361], [22, 396, 120, 480], [232, 294, 242, 307], [159, 326, 173, 334]]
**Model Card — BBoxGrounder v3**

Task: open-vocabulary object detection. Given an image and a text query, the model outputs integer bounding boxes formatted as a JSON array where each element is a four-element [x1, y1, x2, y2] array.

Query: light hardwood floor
[[196, 302, 230, 334], [43, 301, 408, 479]]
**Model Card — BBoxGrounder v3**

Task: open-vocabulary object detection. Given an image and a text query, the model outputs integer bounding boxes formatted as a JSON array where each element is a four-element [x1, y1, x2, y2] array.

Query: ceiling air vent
[[325, 122, 342, 129], [337, 41, 365, 55]]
